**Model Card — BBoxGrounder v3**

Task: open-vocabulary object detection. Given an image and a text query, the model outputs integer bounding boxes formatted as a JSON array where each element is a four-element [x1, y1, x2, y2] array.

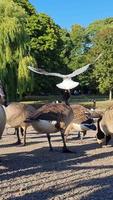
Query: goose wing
[[25, 103, 72, 122], [28, 66, 65, 78]]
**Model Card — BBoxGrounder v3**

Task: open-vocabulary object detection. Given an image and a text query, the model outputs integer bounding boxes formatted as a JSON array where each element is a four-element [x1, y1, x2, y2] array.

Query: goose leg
[[46, 133, 53, 151], [77, 131, 86, 140], [83, 130, 87, 137], [63, 124, 72, 143], [81, 131, 87, 141], [23, 128, 27, 146], [77, 132, 81, 139], [105, 135, 111, 145], [20, 127, 24, 136], [60, 129, 72, 153], [16, 128, 21, 144]]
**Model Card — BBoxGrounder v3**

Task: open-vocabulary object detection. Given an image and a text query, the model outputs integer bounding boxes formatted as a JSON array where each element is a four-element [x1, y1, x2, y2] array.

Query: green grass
[[21, 94, 113, 110], [81, 100, 113, 110]]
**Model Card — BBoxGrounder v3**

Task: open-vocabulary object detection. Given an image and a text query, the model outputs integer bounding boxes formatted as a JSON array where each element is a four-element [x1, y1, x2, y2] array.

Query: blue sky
[[29, 0, 113, 30]]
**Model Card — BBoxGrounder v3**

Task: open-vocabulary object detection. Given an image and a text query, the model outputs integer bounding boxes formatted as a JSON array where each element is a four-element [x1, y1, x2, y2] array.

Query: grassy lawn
[[21, 94, 113, 110]]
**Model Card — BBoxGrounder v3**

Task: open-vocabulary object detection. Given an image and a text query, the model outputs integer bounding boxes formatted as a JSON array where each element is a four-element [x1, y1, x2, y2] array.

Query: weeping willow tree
[[0, 0, 29, 101], [18, 56, 36, 98]]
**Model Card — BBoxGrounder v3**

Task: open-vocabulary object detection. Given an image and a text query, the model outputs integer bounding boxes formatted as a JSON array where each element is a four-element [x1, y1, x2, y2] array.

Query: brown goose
[[0, 81, 6, 140], [0, 82, 7, 162], [25, 103, 96, 152], [25, 103, 74, 152], [5, 102, 36, 145], [64, 104, 96, 141], [0, 105, 6, 140], [96, 105, 113, 146]]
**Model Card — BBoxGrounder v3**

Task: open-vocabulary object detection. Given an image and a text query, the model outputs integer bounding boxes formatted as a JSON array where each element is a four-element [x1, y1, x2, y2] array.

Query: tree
[[93, 27, 113, 100], [85, 18, 113, 99], [18, 56, 36, 98], [13, 0, 36, 15], [26, 13, 67, 94], [67, 24, 93, 94], [0, 0, 29, 100]]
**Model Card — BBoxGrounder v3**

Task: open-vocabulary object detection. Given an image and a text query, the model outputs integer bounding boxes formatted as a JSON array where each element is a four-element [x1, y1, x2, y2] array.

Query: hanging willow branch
[[18, 55, 37, 98], [0, 0, 29, 100]]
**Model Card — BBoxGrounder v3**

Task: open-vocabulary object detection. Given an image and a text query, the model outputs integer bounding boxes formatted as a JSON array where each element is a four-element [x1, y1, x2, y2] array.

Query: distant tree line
[[0, 0, 113, 101]]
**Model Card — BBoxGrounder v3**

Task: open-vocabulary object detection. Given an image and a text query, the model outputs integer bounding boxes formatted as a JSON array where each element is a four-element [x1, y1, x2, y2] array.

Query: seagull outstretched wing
[[67, 64, 90, 78], [67, 53, 102, 78], [28, 53, 102, 79], [28, 66, 65, 78], [28, 64, 89, 78]]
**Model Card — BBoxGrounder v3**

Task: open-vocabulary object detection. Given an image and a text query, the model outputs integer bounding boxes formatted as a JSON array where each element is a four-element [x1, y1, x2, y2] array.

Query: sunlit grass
[[21, 94, 113, 110]]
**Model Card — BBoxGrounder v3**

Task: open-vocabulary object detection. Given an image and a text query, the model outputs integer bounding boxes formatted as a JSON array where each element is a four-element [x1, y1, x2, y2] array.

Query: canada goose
[[0, 82, 7, 162], [0, 81, 6, 140], [25, 103, 96, 152], [0, 104, 6, 162], [25, 103, 74, 152], [28, 54, 102, 90], [96, 105, 113, 146], [0, 81, 6, 105], [53, 101, 98, 139], [64, 104, 96, 141], [5, 102, 36, 145], [0, 105, 6, 140]]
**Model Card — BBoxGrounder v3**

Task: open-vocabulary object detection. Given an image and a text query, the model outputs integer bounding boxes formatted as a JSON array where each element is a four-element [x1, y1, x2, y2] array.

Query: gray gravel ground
[[1, 126, 113, 200]]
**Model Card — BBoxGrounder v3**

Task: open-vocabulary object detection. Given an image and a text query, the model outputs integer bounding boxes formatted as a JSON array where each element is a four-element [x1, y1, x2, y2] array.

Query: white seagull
[[28, 54, 102, 90]]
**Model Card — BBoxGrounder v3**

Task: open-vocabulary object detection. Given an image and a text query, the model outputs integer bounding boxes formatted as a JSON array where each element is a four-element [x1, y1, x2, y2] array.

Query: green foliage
[[18, 56, 36, 98], [25, 12, 67, 94], [0, 0, 29, 100], [13, 0, 36, 15], [69, 25, 90, 70], [91, 26, 113, 95], [60, 29, 72, 68], [26, 13, 63, 59], [1, 0, 113, 99]]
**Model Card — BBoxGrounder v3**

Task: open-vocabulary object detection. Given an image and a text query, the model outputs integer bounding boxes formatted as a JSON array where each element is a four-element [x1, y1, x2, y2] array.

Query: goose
[[65, 104, 96, 141], [0, 81, 6, 105], [25, 103, 96, 152], [0, 81, 6, 140], [0, 82, 7, 162], [28, 54, 102, 90], [0, 105, 6, 140], [53, 100, 98, 140], [96, 105, 113, 147], [0, 82, 36, 145], [5, 102, 36, 145], [25, 103, 74, 153]]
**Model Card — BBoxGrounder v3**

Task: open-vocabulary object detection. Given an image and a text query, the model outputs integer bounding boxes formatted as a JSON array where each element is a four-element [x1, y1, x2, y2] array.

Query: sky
[[29, 0, 113, 30]]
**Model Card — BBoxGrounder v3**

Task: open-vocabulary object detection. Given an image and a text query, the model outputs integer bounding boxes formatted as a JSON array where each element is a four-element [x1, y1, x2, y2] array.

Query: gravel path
[[0, 126, 113, 200]]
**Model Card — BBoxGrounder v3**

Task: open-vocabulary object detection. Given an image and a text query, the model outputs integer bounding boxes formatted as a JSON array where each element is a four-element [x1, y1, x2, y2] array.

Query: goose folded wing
[[25, 103, 72, 123], [28, 111, 60, 121]]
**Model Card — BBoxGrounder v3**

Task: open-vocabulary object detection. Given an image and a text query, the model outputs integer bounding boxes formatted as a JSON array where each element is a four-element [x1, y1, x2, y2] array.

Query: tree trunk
[[109, 89, 112, 100]]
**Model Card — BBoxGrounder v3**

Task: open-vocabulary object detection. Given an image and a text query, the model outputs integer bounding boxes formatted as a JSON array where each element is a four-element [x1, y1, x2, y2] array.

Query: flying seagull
[[28, 54, 102, 90]]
